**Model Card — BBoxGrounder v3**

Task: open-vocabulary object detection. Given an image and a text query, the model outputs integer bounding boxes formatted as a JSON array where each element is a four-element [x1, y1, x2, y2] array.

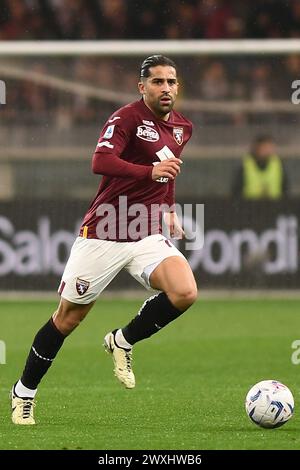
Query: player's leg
[[121, 256, 197, 345], [52, 297, 95, 335], [12, 236, 129, 424], [149, 256, 197, 310], [12, 298, 94, 425], [104, 235, 197, 389]]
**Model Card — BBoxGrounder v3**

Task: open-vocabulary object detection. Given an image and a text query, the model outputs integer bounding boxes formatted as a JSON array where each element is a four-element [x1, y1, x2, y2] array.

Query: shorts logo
[[173, 127, 183, 145], [76, 278, 90, 296], [136, 125, 159, 142]]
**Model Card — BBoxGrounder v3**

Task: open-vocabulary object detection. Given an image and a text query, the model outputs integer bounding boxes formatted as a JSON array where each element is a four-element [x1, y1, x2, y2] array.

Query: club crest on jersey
[[136, 125, 159, 142], [76, 278, 90, 296], [173, 127, 184, 145]]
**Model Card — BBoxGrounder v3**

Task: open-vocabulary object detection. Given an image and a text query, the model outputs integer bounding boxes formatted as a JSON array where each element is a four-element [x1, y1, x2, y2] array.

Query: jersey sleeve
[[92, 111, 152, 180], [96, 112, 131, 157]]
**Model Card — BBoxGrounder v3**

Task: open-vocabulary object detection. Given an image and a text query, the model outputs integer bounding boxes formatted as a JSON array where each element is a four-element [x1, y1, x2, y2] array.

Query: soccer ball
[[245, 380, 294, 428]]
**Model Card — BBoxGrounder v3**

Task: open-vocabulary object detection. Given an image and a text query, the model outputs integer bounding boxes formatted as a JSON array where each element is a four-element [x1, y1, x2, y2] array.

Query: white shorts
[[58, 234, 185, 304]]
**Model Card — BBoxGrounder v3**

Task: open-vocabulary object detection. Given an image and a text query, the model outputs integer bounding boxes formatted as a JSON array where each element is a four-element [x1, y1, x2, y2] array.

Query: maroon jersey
[[80, 99, 192, 241]]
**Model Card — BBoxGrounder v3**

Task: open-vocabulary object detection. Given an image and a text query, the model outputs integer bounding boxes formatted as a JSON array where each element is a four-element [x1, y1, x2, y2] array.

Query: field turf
[[0, 298, 299, 450]]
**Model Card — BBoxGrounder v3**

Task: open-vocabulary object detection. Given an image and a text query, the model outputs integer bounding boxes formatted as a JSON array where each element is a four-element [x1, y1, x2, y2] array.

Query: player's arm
[[92, 116, 181, 181], [163, 180, 185, 239], [92, 123, 152, 180]]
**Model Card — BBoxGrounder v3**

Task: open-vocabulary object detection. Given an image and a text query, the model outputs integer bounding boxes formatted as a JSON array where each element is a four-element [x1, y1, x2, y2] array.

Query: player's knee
[[53, 307, 87, 335], [171, 286, 198, 310], [62, 314, 82, 334], [181, 287, 198, 307], [53, 315, 77, 335]]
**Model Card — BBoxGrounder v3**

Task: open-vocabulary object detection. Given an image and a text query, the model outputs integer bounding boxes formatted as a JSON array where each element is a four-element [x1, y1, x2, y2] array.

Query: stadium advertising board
[[0, 199, 298, 290]]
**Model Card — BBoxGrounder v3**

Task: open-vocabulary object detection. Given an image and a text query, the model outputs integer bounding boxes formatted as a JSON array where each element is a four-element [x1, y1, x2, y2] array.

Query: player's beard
[[155, 96, 175, 117]]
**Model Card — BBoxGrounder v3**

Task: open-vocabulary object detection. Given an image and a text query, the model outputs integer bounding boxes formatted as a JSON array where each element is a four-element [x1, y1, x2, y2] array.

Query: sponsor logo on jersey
[[142, 120, 155, 126], [76, 278, 90, 296], [108, 116, 121, 123], [136, 125, 159, 142], [103, 125, 115, 139], [173, 127, 184, 145]]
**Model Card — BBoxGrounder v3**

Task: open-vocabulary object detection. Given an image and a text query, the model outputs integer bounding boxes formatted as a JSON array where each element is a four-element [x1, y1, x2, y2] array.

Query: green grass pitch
[[0, 298, 299, 450]]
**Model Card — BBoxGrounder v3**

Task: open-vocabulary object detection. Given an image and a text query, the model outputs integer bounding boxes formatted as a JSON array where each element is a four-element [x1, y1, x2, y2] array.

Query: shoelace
[[125, 350, 132, 371], [22, 399, 35, 419]]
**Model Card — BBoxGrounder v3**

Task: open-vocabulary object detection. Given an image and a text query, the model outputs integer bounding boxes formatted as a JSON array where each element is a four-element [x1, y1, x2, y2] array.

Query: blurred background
[[0, 0, 300, 291]]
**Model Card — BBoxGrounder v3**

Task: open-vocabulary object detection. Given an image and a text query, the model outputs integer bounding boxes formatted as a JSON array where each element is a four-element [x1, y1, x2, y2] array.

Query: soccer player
[[11, 55, 197, 425]]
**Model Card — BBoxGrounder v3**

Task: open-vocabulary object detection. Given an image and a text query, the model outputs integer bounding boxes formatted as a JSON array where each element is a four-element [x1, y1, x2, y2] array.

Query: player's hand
[[164, 211, 185, 239], [152, 158, 182, 181]]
